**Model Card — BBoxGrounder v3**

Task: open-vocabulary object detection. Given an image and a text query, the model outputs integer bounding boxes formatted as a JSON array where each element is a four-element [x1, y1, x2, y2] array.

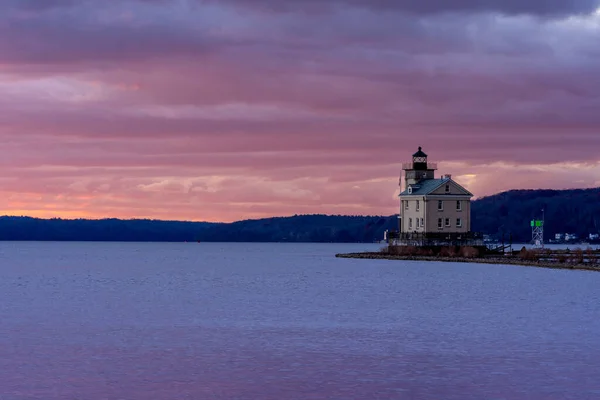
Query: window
[[405, 201, 409, 211], [409, 218, 413, 229], [457, 218, 463, 228], [421, 218, 424, 227], [456, 200, 462, 211], [408, 186, 413, 194], [445, 218, 450, 227], [416, 218, 420, 228], [416, 200, 420, 211], [445, 184, 450, 193], [438, 218, 443, 229], [438, 200, 443, 211]]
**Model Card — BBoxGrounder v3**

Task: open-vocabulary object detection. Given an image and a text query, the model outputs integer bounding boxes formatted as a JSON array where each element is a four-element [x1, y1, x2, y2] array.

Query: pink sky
[[1, 0, 599, 222]]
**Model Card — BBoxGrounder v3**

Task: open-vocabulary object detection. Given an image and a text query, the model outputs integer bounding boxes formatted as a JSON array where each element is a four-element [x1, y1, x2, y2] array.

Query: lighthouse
[[398, 146, 473, 237]]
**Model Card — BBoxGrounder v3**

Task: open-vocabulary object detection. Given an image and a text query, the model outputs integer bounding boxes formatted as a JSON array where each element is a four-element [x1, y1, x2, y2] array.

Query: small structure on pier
[[391, 146, 481, 247], [531, 219, 544, 248]]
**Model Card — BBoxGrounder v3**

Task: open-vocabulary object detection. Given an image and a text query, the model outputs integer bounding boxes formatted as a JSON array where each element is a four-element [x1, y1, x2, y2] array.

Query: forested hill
[[471, 187, 600, 242], [0, 187, 599, 242], [192, 215, 398, 243], [0, 217, 218, 242], [0, 215, 397, 243]]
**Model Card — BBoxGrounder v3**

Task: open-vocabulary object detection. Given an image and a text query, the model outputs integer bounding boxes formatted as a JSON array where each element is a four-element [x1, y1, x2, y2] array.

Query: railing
[[387, 231, 484, 246], [401, 162, 437, 170], [394, 232, 483, 241], [404, 170, 435, 181]]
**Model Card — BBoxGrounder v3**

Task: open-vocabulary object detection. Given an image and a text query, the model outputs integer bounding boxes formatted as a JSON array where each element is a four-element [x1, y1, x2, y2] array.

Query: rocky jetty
[[336, 248, 600, 272]]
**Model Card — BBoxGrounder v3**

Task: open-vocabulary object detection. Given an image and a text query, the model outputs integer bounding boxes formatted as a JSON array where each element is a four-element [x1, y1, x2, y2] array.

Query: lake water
[[1, 242, 599, 399]]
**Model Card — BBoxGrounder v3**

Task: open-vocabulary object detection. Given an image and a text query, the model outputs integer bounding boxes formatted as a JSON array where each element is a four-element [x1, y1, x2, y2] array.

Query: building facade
[[398, 147, 473, 236]]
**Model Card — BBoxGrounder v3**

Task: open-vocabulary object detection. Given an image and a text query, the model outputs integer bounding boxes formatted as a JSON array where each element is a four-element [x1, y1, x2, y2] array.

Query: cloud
[[209, 0, 600, 16], [0, 0, 599, 221], [0, 2, 228, 66]]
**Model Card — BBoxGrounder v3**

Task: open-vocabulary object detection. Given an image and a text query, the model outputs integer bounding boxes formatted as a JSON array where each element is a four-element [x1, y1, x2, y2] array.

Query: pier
[[336, 246, 600, 272]]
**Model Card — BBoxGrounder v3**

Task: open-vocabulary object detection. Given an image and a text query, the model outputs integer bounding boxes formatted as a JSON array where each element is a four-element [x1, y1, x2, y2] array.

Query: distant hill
[[0, 215, 397, 243], [471, 187, 600, 242], [0, 217, 217, 242], [193, 215, 397, 243], [0, 187, 598, 242]]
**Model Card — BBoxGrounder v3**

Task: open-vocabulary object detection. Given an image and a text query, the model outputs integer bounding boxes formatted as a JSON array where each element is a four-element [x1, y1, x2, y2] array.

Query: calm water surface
[[0, 242, 599, 399]]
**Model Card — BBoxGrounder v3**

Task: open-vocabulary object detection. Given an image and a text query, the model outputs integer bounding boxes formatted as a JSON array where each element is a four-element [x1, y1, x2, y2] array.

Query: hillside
[[194, 215, 397, 243], [0, 215, 397, 243], [0, 217, 217, 242], [471, 187, 600, 242], [0, 187, 598, 242]]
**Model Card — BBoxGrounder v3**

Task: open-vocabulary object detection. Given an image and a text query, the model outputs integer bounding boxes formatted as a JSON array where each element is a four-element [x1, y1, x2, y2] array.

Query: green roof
[[400, 179, 444, 196], [400, 178, 472, 196]]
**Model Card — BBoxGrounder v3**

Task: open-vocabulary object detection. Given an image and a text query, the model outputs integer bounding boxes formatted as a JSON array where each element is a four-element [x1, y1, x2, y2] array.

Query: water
[[1, 242, 599, 399]]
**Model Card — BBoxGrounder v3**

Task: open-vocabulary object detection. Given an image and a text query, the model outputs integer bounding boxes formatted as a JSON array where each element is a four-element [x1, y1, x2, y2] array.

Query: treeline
[[194, 215, 397, 243], [0, 217, 217, 242], [0, 187, 599, 242], [471, 188, 600, 242], [0, 215, 397, 243]]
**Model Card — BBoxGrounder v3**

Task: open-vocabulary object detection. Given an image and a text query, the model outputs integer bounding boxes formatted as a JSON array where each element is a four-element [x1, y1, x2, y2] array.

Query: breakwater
[[335, 251, 600, 272]]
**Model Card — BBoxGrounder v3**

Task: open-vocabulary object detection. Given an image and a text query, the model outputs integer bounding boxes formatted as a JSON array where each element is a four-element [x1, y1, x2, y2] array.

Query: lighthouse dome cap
[[413, 146, 427, 158]]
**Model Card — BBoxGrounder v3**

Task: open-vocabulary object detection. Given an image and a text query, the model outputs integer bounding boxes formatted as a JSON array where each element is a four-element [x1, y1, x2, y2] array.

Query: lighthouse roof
[[400, 178, 445, 196], [413, 146, 427, 158], [400, 177, 473, 196]]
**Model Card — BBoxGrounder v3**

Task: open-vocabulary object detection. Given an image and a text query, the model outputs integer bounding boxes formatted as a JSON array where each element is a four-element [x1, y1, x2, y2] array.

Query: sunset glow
[[1, 0, 599, 222]]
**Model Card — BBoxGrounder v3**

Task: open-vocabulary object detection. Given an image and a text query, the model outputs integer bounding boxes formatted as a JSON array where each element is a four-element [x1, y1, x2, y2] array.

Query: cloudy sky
[[1, 0, 599, 221]]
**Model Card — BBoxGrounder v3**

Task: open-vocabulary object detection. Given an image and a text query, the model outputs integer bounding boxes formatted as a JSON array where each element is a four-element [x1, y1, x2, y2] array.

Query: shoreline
[[335, 252, 600, 272]]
